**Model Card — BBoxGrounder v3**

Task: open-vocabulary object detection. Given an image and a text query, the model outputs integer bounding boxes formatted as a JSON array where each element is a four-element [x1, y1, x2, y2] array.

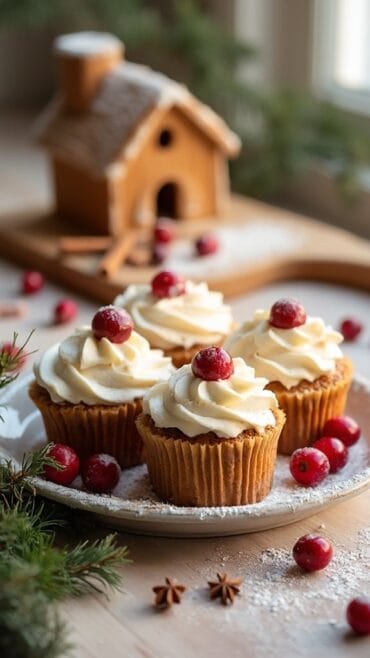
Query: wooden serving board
[[0, 194, 369, 302]]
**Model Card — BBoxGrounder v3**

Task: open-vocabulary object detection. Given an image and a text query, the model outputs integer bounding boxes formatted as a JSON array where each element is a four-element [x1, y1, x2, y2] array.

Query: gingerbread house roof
[[36, 61, 241, 177]]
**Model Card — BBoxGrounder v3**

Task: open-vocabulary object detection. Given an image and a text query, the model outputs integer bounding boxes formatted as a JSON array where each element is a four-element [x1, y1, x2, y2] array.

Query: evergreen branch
[[0, 443, 61, 504], [63, 535, 130, 596], [0, 505, 130, 600], [0, 330, 33, 390], [0, 560, 71, 658]]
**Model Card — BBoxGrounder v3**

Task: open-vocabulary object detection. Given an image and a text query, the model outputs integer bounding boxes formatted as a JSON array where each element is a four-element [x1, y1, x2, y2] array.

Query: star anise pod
[[208, 572, 242, 605], [152, 577, 186, 609]]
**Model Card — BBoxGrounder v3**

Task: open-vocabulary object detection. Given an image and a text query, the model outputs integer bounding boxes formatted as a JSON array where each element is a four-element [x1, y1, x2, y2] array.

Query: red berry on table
[[0, 342, 27, 370], [195, 234, 219, 257], [81, 453, 121, 493], [22, 270, 45, 295], [151, 271, 185, 299], [269, 298, 306, 329], [92, 306, 133, 344], [313, 436, 348, 473], [293, 534, 333, 572], [290, 447, 330, 487], [54, 299, 78, 325], [323, 415, 361, 447], [154, 219, 175, 244], [44, 443, 80, 486], [340, 317, 363, 341], [347, 597, 370, 635], [192, 347, 234, 381], [152, 242, 169, 265]]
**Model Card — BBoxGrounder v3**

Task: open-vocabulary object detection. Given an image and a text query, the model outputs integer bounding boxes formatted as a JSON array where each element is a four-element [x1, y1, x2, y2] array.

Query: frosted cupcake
[[224, 298, 353, 454], [114, 271, 234, 368], [30, 306, 174, 469], [136, 347, 285, 506]]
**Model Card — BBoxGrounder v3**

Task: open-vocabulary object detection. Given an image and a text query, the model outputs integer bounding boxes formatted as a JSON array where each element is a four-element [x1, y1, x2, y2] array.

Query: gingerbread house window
[[158, 129, 173, 148]]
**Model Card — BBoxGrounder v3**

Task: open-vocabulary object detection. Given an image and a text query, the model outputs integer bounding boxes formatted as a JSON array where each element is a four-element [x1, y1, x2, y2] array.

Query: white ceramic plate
[[1, 374, 370, 537]]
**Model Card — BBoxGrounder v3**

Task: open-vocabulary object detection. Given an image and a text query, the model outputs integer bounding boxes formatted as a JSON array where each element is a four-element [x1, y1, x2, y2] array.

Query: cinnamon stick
[[97, 230, 137, 277], [59, 236, 113, 254], [0, 301, 27, 319]]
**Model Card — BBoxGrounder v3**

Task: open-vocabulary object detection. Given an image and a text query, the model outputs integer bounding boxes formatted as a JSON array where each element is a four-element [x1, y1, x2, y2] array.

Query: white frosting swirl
[[34, 327, 174, 405], [224, 309, 343, 389], [114, 281, 233, 350], [143, 357, 278, 438]]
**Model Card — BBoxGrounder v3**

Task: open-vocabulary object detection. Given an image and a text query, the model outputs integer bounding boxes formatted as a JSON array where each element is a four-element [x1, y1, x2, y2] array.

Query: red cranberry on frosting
[[269, 298, 307, 329], [92, 306, 133, 344], [192, 347, 234, 381], [151, 271, 186, 299]]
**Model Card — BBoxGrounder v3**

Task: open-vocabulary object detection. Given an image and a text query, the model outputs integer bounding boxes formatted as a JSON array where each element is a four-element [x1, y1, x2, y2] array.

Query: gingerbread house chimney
[[54, 32, 124, 113]]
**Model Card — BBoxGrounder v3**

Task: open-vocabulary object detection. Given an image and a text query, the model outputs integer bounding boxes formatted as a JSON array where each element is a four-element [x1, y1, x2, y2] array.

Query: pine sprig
[[0, 443, 61, 504], [0, 331, 34, 389], [0, 504, 129, 600], [0, 560, 71, 658], [0, 445, 130, 657], [63, 535, 130, 596]]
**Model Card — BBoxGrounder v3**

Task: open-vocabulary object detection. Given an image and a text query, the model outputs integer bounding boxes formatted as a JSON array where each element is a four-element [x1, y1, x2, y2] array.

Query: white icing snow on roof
[[54, 31, 123, 57]]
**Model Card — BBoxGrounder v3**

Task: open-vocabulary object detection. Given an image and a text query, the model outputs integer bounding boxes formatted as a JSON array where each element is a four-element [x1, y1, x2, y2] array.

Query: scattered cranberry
[[81, 453, 121, 493], [192, 347, 234, 381], [0, 342, 27, 370], [290, 447, 330, 487], [347, 597, 370, 635], [313, 436, 348, 473], [152, 243, 169, 265], [54, 299, 78, 325], [340, 317, 363, 341], [22, 270, 44, 295], [151, 271, 185, 299], [323, 416, 361, 448], [269, 298, 306, 329], [195, 234, 219, 257], [293, 534, 333, 572], [92, 306, 133, 344], [44, 443, 80, 486], [154, 219, 175, 244]]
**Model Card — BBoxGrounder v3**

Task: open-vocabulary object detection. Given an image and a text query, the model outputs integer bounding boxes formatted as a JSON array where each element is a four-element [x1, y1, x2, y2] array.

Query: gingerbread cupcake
[[136, 347, 285, 506], [114, 271, 234, 368], [30, 306, 174, 469], [224, 298, 352, 455]]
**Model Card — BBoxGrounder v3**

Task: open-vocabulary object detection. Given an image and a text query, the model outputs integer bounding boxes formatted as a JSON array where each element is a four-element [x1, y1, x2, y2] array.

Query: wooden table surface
[[1, 111, 370, 657]]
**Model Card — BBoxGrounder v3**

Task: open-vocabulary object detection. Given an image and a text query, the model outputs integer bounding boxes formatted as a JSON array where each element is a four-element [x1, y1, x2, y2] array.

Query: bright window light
[[313, 0, 370, 115], [334, 0, 370, 90]]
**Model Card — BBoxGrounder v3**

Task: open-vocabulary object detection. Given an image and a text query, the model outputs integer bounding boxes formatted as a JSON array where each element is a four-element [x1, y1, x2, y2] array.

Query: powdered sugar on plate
[[1, 374, 370, 537], [165, 221, 303, 280]]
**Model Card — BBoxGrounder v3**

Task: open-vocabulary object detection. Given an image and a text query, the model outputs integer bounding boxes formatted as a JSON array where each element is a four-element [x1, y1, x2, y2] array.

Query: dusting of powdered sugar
[[247, 536, 370, 615], [30, 435, 370, 534], [1, 374, 370, 536], [165, 221, 303, 279]]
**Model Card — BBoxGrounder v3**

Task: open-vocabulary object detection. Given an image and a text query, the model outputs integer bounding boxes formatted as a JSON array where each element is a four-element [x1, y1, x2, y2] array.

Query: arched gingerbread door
[[156, 182, 179, 219]]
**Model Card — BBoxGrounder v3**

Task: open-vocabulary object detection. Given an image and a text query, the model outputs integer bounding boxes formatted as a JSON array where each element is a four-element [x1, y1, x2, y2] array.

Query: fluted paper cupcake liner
[[136, 410, 285, 507], [29, 381, 144, 469], [268, 357, 353, 455]]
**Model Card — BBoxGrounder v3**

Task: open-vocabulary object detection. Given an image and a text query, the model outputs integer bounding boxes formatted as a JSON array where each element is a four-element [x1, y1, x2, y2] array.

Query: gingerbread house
[[36, 32, 241, 236]]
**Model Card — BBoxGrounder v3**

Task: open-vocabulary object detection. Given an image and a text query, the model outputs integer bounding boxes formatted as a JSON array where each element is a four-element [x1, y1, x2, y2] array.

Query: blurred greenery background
[[0, 0, 370, 204]]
